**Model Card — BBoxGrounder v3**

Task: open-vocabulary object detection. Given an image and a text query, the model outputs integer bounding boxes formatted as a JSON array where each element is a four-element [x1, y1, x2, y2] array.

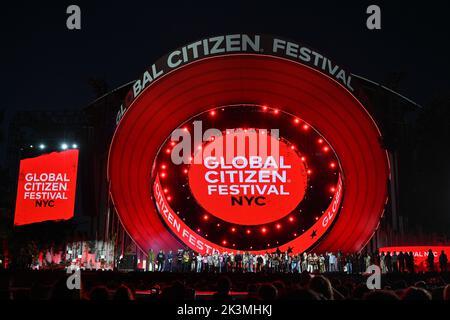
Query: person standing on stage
[[319, 254, 326, 273], [384, 251, 392, 273], [219, 253, 224, 273], [156, 250, 165, 272], [380, 252, 386, 273], [182, 250, 190, 272], [439, 250, 448, 272], [392, 251, 398, 272], [427, 249, 435, 272], [301, 252, 308, 272], [235, 251, 242, 272], [196, 252, 202, 272], [176, 249, 183, 272], [329, 252, 337, 272], [223, 252, 229, 272], [324, 252, 330, 272], [229, 252, 235, 272], [147, 248, 155, 272], [166, 250, 173, 272]]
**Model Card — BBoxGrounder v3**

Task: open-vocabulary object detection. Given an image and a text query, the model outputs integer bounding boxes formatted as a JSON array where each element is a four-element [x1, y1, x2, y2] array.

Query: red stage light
[[246, 229, 251, 234], [262, 105, 268, 111], [323, 146, 330, 152], [210, 110, 216, 116], [318, 139, 324, 144], [165, 148, 171, 154], [330, 162, 336, 168], [197, 228, 200, 232], [307, 169, 312, 175], [163, 188, 168, 193], [303, 124, 309, 130], [291, 145, 295, 150], [216, 223, 220, 227], [331, 187, 336, 193], [222, 240, 227, 245], [231, 227, 236, 232], [160, 172, 166, 178], [261, 227, 267, 234], [276, 224, 281, 229], [294, 118, 300, 124], [170, 141, 176, 146], [301, 156, 306, 162], [183, 169, 188, 174], [161, 164, 167, 169], [274, 109, 279, 114], [203, 214, 209, 221], [289, 217, 294, 222], [167, 196, 172, 201]]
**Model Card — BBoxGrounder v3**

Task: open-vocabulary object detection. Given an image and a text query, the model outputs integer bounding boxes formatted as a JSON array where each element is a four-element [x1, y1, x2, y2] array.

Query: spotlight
[[61, 143, 68, 150], [29, 145, 34, 148], [38, 144, 45, 150], [210, 110, 216, 116], [72, 144, 78, 149]]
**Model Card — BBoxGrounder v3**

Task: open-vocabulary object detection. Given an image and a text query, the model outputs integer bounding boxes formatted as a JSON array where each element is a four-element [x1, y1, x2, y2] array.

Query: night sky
[[2, 1, 450, 109], [1, 1, 449, 235]]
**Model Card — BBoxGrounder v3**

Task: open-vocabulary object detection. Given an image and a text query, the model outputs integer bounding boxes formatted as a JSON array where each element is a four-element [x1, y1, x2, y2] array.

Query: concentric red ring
[[108, 54, 390, 253]]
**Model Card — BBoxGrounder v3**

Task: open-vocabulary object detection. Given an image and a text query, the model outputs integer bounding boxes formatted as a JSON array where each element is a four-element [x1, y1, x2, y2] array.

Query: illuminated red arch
[[108, 54, 390, 254]]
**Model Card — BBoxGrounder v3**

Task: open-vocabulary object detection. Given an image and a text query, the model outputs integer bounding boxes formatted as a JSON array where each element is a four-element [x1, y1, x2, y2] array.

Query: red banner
[[14, 150, 79, 226]]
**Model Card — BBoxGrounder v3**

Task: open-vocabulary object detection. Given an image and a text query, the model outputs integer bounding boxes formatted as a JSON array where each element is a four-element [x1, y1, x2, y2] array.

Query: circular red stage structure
[[108, 34, 390, 254]]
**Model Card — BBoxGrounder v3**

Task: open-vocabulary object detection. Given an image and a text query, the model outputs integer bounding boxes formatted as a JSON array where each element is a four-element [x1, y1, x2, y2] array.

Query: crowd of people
[[144, 248, 448, 274], [2, 268, 449, 301]]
